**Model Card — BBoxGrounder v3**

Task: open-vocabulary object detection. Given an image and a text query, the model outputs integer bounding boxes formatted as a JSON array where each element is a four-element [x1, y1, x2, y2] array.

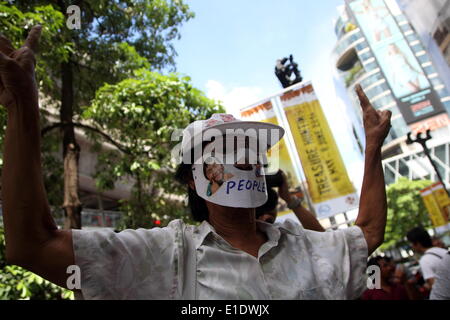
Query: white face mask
[[191, 149, 268, 208]]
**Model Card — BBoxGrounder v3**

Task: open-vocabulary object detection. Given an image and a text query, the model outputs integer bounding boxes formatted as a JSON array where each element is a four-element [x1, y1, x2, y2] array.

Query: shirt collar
[[192, 219, 282, 249]]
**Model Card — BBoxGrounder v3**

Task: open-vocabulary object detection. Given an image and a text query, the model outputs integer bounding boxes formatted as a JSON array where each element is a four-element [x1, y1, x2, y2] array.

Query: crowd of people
[[256, 170, 450, 300], [359, 227, 449, 300]]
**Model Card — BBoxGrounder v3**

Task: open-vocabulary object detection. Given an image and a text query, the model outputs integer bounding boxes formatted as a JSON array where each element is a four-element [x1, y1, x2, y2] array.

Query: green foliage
[[380, 178, 433, 250], [84, 70, 224, 229], [345, 62, 363, 87], [13, 0, 195, 108], [0, 227, 73, 300], [0, 2, 73, 99], [0, 2, 198, 219]]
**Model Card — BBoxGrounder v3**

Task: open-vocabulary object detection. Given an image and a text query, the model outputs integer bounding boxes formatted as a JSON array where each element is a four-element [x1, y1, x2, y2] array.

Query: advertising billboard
[[349, 0, 446, 125]]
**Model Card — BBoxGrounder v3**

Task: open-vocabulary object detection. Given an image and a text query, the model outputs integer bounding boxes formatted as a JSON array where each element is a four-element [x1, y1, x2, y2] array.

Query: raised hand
[[355, 84, 392, 149], [0, 25, 42, 110]]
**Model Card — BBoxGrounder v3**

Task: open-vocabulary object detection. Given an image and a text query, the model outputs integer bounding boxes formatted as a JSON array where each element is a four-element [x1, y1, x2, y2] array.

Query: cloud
[[205, 80, 265, 117]]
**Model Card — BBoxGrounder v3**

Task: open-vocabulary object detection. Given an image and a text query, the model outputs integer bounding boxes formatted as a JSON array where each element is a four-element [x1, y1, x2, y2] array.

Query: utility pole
[[406, 130, 449, 196]]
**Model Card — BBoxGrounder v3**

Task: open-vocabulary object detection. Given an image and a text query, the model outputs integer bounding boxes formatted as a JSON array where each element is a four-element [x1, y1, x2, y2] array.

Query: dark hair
[[255, 188, 278, 218], [175, 163, 209, 222], [407, 227, 432, 248]]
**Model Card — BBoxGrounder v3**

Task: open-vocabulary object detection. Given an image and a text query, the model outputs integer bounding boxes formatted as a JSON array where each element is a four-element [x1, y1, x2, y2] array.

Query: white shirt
[[72, 219, 368, 300], [430, 252, 450, 300], [419, 247, 448, 280]]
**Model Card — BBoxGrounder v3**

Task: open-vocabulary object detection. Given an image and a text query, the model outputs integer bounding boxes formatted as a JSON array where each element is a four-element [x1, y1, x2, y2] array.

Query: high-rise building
[[333, 0, 450, 186], [398, 0, 450, 70]]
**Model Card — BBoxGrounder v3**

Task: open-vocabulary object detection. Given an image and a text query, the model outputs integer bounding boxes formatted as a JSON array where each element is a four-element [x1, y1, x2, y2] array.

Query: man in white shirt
[[429, 252, 450, 300], [407, 227, 448, 290], [1, 26, 392, 300]]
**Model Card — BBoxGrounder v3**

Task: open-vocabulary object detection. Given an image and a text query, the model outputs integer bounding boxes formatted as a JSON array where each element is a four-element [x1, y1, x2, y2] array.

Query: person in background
[[256, 170, 325, 232], [361, 256, 420, 300], [407, 227, 448, 291], [431, 236, 447, 249], [429, 252, 450, 300]]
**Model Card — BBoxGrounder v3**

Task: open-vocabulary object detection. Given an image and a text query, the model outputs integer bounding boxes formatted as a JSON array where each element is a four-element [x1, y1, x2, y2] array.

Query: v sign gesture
[[355, 84, 392, 150], [2, 26, 76, 289], [354, 84, 391, 255], [0, 25, 41, 111]]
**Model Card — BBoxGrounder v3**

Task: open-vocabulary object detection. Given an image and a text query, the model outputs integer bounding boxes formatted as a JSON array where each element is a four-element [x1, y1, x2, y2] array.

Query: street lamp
[[406, 130, 449, 196]]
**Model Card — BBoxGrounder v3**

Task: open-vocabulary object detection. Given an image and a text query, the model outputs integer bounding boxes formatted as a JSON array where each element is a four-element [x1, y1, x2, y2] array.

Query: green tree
[[1, 1, 194, 229], [380, 178, 433, 250], [84, 70, 224, 229]]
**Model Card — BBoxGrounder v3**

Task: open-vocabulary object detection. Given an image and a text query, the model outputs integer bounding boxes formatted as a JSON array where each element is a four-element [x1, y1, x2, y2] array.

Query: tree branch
[[41, 122, 132, 154]]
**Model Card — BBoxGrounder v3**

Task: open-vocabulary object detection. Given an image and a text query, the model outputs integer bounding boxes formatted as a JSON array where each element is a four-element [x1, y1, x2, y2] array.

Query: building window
[[423, 64, 437, 75], [364, 60, 378, 72], [355, 41, 368, 51], [430, 77, 443, 87], [390, 116, 408, 138], [400, 23, 412, 32], [359, 71, 383, 88], [442, 100, 450, 113], [436, 87, 450, 98], [410, 42, 424, 53], [406, 33, 418, 42], [366, 82, 390, 100], [384, 165, 396, 185], [372, 94, 394, 109], [358, 50, 372, 61], [395, 14, 408, 23], [417, 54, 430, 64]]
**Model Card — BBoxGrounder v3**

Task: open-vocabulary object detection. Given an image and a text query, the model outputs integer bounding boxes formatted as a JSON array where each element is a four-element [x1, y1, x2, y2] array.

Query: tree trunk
[[61, 59, 82, 229], [132, 173, 150, 228]]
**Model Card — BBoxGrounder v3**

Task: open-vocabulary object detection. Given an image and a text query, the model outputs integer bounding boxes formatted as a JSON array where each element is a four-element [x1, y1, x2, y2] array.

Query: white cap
[[180, 113, 284, 164]]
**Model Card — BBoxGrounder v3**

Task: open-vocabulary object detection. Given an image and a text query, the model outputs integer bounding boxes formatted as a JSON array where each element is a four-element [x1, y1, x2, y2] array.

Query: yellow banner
[[240, 100, 302, 217], [240, 100, 299, 188], [262, 116, 299, 187], [281, 84, 355, 204], [430, 182, 450, 221], [420, 186, 448, 227]]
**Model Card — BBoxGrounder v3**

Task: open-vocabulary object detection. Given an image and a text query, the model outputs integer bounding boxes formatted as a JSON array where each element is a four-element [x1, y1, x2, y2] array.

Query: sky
[[174, 0, 345, 110], [172, 0, 365, 201]]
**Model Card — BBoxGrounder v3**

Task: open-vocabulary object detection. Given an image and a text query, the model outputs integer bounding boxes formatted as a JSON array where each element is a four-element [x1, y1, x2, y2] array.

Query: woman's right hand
[[0, 25, 41, 111]]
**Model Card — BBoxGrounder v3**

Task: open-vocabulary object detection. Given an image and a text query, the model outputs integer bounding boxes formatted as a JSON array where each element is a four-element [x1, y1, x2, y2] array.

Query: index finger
[[23, 25, 42, 54], [355, 84, 372, 112]]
